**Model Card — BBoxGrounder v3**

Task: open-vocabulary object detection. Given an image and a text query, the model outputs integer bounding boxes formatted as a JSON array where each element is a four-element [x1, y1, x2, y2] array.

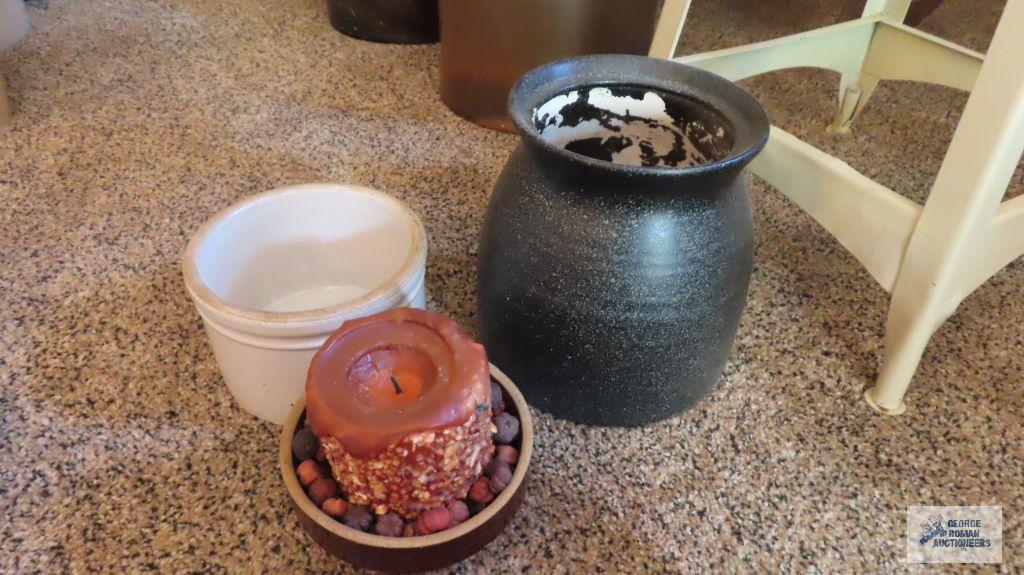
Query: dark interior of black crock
[[532, 84, 736, 169]]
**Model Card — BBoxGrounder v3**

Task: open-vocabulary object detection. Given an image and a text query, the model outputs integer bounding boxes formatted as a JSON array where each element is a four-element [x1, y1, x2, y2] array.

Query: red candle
[[306, 308, 493, 518]]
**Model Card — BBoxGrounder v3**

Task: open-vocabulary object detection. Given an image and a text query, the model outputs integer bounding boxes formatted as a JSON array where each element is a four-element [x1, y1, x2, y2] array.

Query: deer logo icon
[[920, 515, 947, 545]]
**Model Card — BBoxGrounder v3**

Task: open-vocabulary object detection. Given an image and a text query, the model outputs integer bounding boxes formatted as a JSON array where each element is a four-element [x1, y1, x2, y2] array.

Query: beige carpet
[[0, 0, 1020, 572]]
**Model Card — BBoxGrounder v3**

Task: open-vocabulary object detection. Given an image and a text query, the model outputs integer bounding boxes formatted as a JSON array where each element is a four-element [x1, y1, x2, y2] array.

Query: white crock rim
[[182, 183, 428, 337]]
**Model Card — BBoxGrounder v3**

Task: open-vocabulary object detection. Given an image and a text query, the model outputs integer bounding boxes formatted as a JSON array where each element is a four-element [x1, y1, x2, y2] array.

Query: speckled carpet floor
[[1, 0, 1021, 573]]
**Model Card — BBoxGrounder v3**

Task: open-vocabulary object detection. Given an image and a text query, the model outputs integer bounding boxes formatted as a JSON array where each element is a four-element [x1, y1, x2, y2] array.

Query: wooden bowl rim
[[280, 363, 533, 549]]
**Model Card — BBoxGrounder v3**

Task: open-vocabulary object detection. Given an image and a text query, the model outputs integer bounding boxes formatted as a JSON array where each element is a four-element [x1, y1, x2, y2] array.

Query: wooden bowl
[[280, 364, 533, 573]]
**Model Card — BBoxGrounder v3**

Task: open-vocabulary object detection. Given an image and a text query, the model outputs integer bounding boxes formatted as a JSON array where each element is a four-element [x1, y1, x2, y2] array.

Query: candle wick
[[390, 376, 403, 395]]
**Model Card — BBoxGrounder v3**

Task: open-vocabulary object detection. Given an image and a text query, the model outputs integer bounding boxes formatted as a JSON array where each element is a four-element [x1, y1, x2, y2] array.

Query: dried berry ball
[[374, 513, 405, 537], [489, 463, 513, 494], [322, 498, 349, 518], [495, 445, 519, 465], [469, 478, 494, 505], [342, 505, 373, 532], [448, 501, 470, 526], [417, 507, 452, 535], [493, 412, 520, 444], [490, 381, 503, 410], [315, 445, 327, 463], [292, 428, 319, 461], [296, 459, 321, 487], [402, 522, 417, 537], [318, 461, 333, 479], [495, 400, 506, 415], [308, 476, 338, 506], [467, 500, 488, 516]]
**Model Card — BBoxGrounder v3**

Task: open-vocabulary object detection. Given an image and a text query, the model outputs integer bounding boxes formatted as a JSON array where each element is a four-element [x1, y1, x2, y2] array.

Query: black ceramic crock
[[476, 55, 770, 426], [327, 0, 439, 44]]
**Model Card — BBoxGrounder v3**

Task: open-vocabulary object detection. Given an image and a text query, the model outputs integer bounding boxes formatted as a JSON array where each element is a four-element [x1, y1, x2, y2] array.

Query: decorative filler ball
[[293, 378, 523, 537]]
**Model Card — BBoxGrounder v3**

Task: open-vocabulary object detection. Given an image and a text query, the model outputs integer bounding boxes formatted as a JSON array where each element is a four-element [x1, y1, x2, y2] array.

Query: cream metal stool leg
[[648, 0, 691, 59], [828, 0, 911, 132], [827, 71, 880, 134], [651, 0, 1024, 413], [0, 73, 11, 126], [866, 3, 1024, 413]]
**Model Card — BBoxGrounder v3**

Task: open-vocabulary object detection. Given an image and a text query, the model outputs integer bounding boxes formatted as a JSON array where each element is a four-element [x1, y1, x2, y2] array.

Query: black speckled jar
[[327, 0, 439, 44], [477, 55, 769, 426]]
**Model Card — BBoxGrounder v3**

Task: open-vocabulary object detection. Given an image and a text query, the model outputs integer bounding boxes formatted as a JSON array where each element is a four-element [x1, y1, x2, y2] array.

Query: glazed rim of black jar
[[509, 54, 770, 177]]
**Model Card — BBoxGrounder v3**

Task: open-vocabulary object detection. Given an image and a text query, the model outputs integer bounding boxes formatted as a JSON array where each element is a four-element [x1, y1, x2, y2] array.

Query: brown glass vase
[[439, 0, 663, 132]]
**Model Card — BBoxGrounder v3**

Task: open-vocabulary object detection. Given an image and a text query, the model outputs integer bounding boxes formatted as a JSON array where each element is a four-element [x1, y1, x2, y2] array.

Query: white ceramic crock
[[182, 183, 427, 424]]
